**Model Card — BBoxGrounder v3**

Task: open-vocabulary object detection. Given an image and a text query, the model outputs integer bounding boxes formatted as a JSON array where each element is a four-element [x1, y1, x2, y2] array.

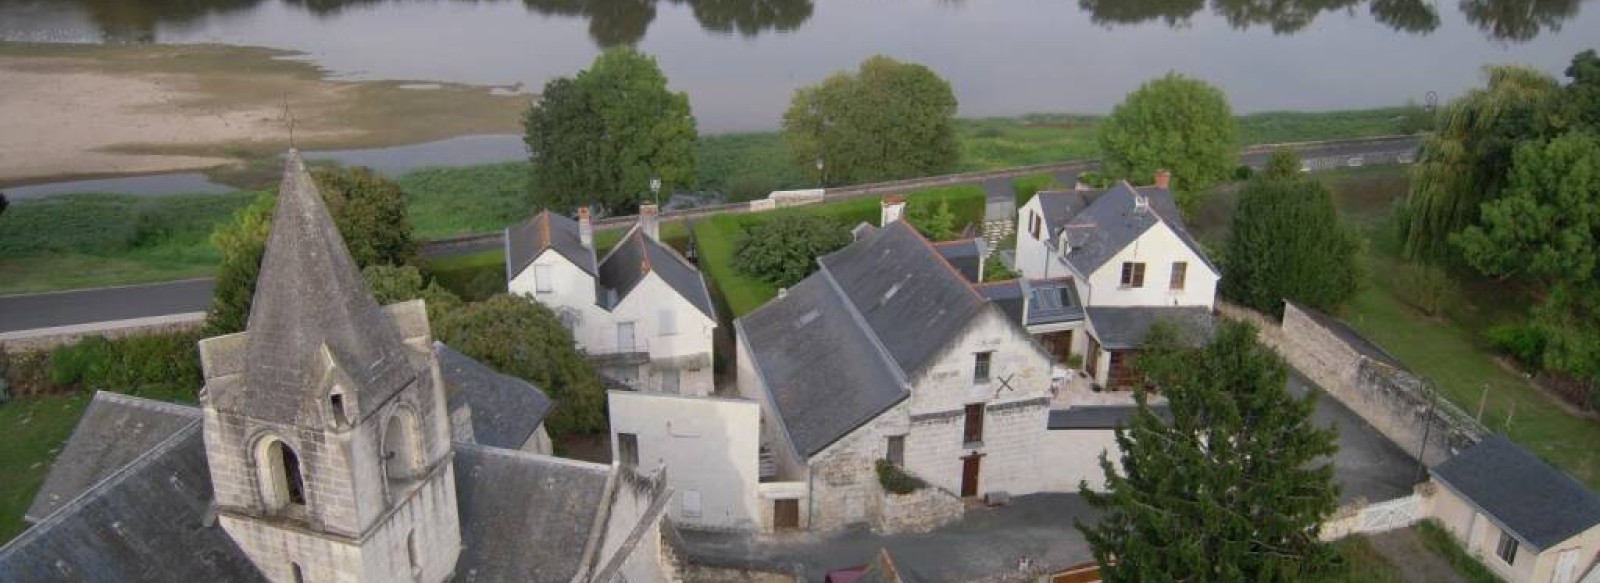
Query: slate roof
[[1431, 435, 1600, 551], [598, 226, 716, 318], [736, 274, 909, 457], [1085, 306, 1215, 349], [24, 392, 200, 524], [506, 210, 598, 278], [219, 151, 417, 428], [932, 239, 984, 283], [1048, 405, 1171, 429], [1034, 189, 1092, 227], [1026, 279, 1084, 326], [820, 220, 988, 376], [435, 342, 554, 450], [976, 280, 1026, 325], [451, 444, 611, 583], [0, 423, 268, 583], [1055, 183, 1216, 277]]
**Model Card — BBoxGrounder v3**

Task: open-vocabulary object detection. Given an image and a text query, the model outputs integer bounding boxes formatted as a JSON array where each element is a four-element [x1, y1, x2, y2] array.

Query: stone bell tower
[[197, 151, 461, 582]]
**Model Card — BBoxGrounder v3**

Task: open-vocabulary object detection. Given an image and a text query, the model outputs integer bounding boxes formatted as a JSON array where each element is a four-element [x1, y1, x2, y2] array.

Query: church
[[0, 152, 678, 583]]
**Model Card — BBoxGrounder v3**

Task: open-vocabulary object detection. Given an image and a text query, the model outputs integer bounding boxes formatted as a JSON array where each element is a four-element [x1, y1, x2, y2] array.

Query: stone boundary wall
[[873, 485, 964, 535], [1217, 301, 1484, 467], [0, 313, 204, 354]]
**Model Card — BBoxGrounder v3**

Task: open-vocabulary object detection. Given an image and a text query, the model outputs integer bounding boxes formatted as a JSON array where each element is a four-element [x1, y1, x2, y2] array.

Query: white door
[[1553, 548, 1579, 583], [617, 322, 636, 351]]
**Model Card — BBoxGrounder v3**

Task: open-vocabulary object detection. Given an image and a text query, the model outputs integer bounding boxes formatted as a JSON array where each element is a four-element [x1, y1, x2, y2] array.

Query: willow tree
[[1397, 65, 1562, 261]]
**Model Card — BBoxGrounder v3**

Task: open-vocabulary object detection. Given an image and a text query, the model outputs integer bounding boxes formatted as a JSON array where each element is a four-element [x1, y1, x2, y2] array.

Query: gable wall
[[509, 249, 608, 349], [1084, 221, 1217, 309], [900, 308, 1052, 496], [1015, 197, 1077, 281], [609, 274, 717, 395], [608, 391, 762, 530]]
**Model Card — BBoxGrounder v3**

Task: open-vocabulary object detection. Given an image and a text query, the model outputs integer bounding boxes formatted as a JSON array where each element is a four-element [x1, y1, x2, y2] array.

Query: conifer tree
[[1078, 320, 1340, 582]]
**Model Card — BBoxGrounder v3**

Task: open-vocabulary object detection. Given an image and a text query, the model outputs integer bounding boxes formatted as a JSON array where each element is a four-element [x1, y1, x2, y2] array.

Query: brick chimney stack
[[578, 206, 593, 248], [881, 195, 906, 225], [639, 203, 660, 240], [1154, 169, 1172, 189]]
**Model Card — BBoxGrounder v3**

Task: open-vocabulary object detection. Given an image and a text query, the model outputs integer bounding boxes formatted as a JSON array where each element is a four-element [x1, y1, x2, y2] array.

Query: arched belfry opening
[[259, 438, 306, 510], [383, 410, 422, 492]]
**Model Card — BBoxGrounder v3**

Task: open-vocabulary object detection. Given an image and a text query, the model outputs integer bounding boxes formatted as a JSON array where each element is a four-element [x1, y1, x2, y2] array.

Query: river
[[1, 0, 1596, 134]]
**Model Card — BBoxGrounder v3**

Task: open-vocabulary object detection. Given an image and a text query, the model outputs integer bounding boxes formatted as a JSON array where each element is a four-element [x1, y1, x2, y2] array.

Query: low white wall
[[1039, 429, 1121, 492], [608, 391, 762, 530]]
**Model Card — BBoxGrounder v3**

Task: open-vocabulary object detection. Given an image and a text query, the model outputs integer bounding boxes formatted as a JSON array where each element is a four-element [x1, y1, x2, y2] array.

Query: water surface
[[0, 0, 1594, 131]]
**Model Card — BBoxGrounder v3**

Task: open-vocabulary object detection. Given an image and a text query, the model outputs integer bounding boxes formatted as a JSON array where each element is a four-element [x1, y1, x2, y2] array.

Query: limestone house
[[505, 204, 717, 395], [1012, 172, 1219, 390], [0, 152, 677, 583], [734, 204, 1056, 532], [1428, 435, 1600, 583]]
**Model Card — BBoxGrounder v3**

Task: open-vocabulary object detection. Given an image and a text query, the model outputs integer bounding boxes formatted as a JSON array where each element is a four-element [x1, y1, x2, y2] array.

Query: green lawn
[[1315, 535, 1410, 583]]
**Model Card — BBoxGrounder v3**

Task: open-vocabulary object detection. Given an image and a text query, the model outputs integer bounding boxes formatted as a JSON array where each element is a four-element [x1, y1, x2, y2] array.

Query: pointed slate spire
[[233, 150, 414, 427]]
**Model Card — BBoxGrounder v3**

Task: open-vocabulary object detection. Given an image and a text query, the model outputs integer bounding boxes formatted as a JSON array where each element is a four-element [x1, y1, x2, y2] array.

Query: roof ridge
[[90, 391, 202, 418], [0, 422, 202, 554], [453, 441, 612, 473], [596, 224, 643, 267]]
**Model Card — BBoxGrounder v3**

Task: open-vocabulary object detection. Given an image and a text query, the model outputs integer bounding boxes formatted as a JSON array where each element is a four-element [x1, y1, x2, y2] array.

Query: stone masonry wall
[[1218, 301, 1483, 466], [873, 486, 964, 535]]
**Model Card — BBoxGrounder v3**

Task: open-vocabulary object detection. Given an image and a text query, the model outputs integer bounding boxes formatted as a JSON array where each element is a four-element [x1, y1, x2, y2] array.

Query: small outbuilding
[[1429, 435, 1600, 583]]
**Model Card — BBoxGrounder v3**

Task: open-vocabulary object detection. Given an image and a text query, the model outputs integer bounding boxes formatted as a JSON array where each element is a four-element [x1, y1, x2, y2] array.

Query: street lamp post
[[815, 157, 825, 189], [650, 176, 662, 206]]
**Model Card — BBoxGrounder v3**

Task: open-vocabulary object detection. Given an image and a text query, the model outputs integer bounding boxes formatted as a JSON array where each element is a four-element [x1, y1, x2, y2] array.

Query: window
[[660, 368, 680, 394], [659, 309, 677, 336], [329, 389, 349, 427], [963, 404, 985, 445], [617, 322, 637, 351], [886, 435, 905, 466], [1030, 212, 1042, 240], [1496, 531, 1518, 565], [261, 439, 306, 509], [406, 530, 419, 574], [973, 352, 993, 384], [618, 433, 639, 467], [681, 490, 702, 518], [383, 412, 420, 487], [1120, 262, 1146, 288], [1169, 262, 1187, 291], [533, 265, 553, 293]]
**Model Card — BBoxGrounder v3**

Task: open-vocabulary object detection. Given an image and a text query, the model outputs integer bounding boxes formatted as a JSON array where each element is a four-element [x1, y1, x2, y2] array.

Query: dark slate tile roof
[[598, 226, 716, 318], [737, 274, 908, 457], [222, 151, 416, 428], [506, 210, 597, 279], [435, 342, 553, 450], [932, 239, 983, 283], [1048, 405, 1171, 429], [25, 392, 200, 524], [1289, 302, 1406, 370], [1431, 435, 1600, 551], [1058, 183, 1216, 276], [1085, 306, 1215, 350], [819, 220, 988, 376], [0, 423, 268, 583], [452, 443, 611, 583], [1026, 279, 1084, 326], [1034, 190, 1092, 227], [976, 280, 1026, 325]]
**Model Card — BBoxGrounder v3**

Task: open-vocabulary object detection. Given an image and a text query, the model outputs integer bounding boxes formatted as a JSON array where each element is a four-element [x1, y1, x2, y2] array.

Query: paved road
[[0, 136, 1420, 334], [0, 279, 214, 333]]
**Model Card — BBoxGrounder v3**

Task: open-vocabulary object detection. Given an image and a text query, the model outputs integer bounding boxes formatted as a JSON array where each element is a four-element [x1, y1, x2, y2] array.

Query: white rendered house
[[1011, 172, 1219, 389], [505, 205, 718, 395]]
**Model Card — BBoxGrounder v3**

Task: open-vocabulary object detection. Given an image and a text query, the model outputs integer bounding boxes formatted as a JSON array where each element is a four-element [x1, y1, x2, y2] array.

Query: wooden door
[[774, 499, 800, 529], [960, 454, 982, 498], [1085, 335, 1101, 379]]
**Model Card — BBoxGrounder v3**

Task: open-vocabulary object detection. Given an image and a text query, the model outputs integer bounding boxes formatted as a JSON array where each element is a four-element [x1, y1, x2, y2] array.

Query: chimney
[[881, 195, 906, 225], [1154, 169, 1171, 189], [639, 203, 660, 240], [577, 206, 593, 248]]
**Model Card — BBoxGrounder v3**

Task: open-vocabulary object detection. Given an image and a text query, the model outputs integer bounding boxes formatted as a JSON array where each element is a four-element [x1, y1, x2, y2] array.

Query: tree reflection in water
[[1077, 0, 1582, 41]]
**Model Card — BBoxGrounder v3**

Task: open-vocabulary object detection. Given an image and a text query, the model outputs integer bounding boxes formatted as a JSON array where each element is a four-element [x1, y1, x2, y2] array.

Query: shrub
[[46, 332, 202, 396], [876, 459, 927, 495], [1221, 174, 1363, 316], [906, 198, 959, 241], [1234, 165, 1255, 181], [1392, 263, 1459, 317], [1486, 324, 1547, 368], [1075, 170, 1112, 189], [733, 215, 852, 288], [1012, 173, 1060, 207]]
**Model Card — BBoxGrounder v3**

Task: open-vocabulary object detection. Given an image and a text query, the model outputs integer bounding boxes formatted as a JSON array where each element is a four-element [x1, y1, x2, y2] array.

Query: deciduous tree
[[314, 167, 417, 268], [1099, 73, 1238, 201], [1079, 320, 1340, 582], [733, 215, 851, 287], [1221, 156, 1363, 317], [524, 48, 698, 215], [202, 195, 274, 335], [783, 56, 959, 186]]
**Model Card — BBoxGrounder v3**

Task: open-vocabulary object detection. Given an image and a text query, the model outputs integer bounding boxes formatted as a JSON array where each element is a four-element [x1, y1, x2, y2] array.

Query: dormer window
[[329, 386, 351, 427]]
